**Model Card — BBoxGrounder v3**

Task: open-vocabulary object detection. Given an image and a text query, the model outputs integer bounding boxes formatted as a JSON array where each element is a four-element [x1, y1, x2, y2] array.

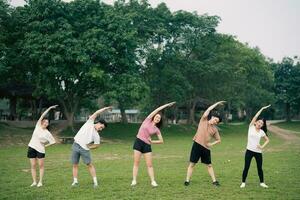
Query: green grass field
[[275, 121, 300, 133], [0, 122, 299, 200]]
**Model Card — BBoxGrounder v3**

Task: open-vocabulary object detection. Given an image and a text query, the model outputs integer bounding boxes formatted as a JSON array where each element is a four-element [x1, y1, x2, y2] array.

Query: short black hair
[[95, 119, 107, 128], [208, 113, 222, 123], [214, 114, 222, 123]]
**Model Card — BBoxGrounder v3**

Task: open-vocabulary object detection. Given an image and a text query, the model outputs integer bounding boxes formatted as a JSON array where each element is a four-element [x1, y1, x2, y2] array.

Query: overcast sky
[[9, 0, 300, 61]]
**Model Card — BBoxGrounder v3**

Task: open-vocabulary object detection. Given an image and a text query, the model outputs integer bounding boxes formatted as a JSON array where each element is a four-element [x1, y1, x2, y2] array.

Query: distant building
[[75, 109, 141, 123], [102, 109, 140, 123]]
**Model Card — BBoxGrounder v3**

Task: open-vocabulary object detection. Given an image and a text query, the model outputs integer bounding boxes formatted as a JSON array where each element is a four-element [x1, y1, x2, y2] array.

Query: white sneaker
[[71, 182, 78, 187], [131, 180, 137, 186], [37, 182, 43, 187], [240, 182, 246, 188], [151, 181, 158, 187], [30, 182, 37, 187], [260, 183, 269, 188]]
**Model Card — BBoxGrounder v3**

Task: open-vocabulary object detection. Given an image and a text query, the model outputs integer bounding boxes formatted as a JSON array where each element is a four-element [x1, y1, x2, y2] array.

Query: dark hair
[[41, 117, 50, 130], [258, 118, 268, 135], [95, 119, 107, 128], [152, 112, 163, 129], [208, 113, 222, 123]]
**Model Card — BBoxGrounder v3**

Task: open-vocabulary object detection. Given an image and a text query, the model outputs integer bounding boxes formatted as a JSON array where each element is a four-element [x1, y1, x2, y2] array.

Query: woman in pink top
[[131, 102, 176, 187]]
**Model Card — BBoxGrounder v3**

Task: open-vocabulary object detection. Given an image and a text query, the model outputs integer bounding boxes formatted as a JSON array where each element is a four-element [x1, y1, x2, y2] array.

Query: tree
[[275, 57, 300, 121], [19, 0, 109, 128]]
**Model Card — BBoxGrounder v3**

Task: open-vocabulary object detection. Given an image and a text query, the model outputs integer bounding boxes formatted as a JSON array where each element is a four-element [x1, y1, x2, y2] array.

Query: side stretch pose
[[184, 101, 225, 187], [71, 106, 112, 188], [27, 105, 57, 187], [240, 105, 270, 188], [131, 102, 176, 187]]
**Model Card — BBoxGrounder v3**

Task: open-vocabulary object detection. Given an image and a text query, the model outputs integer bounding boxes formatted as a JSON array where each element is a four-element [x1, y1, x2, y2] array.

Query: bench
[[60, 136, 74, 144]]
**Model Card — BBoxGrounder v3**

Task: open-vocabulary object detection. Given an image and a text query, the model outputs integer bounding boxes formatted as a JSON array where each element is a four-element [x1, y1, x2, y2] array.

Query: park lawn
[[0, 122, 299, 200], [275, 121, 300, 133]]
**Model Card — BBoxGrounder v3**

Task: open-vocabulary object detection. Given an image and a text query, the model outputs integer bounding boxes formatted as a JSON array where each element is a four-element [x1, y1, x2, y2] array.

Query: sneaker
[[71, 182, 79, 187], [240, 182, 246, 188], [260, 183, 269, 188], [37, 182, 43, 187], [131, 180, 137, 186], [212, 181, 220, 187], [93, 184, 98, 188], [184, 181, 190, 186], [151, 181, 158, 187], [30, 182, 37, 187]]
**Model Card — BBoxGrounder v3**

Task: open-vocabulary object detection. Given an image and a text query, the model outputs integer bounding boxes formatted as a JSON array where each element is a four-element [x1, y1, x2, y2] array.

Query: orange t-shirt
[[193, 116, 220, 149]]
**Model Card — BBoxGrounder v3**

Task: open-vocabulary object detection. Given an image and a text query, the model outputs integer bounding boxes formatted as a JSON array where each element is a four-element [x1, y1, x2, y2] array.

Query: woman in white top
[[27, 105, 57, 187], [240, 105, 270, 188]]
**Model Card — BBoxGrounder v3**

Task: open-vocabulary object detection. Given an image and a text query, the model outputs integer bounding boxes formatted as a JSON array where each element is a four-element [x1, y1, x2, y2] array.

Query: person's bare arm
[[257, 136, 270, 150], [45, 143, 55, 147], [207, 140, 221, 147], [146, 102, 176, 119], [199, 101, 226, 123], [37, 105, 58, 126], [250, 105, 271, 126], [207, 131, 221, 147], [149, 134, 164, 144], [87, 144, 100, 149], [89, 106, 113, 121]]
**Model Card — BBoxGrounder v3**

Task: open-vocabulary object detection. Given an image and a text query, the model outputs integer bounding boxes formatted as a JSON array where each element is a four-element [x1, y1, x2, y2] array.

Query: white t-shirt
[[28, 123, 56, 154], [246, 125, 266, 153], [74, 119, 100, 150]]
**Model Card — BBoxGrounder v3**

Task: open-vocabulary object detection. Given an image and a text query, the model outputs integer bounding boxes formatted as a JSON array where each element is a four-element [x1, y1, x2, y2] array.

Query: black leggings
[[242, 149, 264, 183]]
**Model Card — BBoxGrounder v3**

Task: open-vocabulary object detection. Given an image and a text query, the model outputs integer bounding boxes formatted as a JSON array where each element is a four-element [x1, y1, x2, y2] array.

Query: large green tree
[[275, 57, 300, 121]]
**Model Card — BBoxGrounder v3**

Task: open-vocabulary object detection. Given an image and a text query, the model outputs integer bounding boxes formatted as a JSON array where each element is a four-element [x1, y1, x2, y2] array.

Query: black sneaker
[[212, 181, 220, 187], [184, 181, 190, 186]]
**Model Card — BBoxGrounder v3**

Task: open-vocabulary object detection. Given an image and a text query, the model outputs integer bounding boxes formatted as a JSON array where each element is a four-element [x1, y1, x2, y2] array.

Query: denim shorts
[[71, 142, 91, 165]]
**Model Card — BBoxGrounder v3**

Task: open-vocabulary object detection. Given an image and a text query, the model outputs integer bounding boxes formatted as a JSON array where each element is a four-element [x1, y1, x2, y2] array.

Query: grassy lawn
[[275, 121, 300, 133], [0, 122, 299, 199]]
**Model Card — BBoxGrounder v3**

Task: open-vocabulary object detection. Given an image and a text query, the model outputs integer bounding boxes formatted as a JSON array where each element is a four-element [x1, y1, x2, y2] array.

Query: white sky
[[9, 0, 300, 61]]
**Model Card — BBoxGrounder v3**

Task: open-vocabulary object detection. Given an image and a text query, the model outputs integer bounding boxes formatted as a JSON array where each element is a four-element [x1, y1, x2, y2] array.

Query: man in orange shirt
[[184, 101, 225, 187]]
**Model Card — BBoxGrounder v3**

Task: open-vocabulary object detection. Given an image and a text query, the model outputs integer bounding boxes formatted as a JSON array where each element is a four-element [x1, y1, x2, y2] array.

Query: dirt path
[[267, 121, 300, 146]]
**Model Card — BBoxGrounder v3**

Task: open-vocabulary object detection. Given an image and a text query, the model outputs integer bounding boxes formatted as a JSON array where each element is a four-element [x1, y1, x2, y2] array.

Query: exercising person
[[184, 101, 225, 187], [240, 105, 270, 188], [131, 102, 176, 187], [71, 106, 112, 188], [27, 105, 57, 187]]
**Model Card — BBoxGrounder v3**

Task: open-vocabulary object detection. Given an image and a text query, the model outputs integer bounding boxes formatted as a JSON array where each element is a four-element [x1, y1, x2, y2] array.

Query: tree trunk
[[9, 96, 17, 120], [224, 102, 230, 124], [65, 112, 75, 130], [286, 103, 291, 121], [188, 99, 197, 125], [60, 99, 78, 132], [120, 106, 128, 123]]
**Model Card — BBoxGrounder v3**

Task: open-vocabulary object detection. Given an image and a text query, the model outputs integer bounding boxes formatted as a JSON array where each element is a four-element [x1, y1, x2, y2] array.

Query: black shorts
[[133, 138, 152, 153], [27, 147, 45, 159], [189, 141, 211, 164]]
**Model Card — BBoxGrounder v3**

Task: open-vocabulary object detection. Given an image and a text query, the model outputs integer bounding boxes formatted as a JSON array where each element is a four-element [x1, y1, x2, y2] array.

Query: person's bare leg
[[132, 150, 142, 185], [144, 152, 157, 186], [37, 158, 44, 187], [73, 164, 79, 179], [186, 162, 196, 182], [30, 158, 37, 186], [72, 164, 79, 185], [207, 164, 216, 182], [87, 163, 98, 186]]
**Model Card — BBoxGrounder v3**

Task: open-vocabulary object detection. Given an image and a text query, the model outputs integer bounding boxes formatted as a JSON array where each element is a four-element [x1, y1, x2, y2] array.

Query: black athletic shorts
[[27, 147, 45, 159], [133, 138, 152, 153], [189, 141, 211, 164]]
